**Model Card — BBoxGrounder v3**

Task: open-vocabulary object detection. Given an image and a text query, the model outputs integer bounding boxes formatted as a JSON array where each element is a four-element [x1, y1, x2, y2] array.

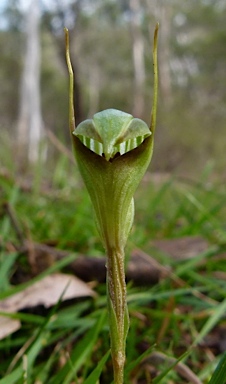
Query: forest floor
[[0, 158, 226, 383]]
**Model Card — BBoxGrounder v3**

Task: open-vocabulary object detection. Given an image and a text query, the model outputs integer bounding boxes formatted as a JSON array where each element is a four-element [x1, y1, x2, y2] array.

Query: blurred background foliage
[[0, 0, 225, 176]]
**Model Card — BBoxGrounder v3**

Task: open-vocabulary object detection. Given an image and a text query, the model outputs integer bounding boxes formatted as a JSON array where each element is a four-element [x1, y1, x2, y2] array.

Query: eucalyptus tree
[[17, 0, 44, 163]]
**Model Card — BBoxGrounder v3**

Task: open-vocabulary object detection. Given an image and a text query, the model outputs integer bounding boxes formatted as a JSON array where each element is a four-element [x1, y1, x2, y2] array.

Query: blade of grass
[[208, 352, 226, 384], [0, 330, 49, 384], [127, 286, 209, 305], [0, 367, 23, 384], [84, 350, 110, 384], [153, 350, 201, 384], [0, 187, 19, 241], [48, 310, 107, 384], [124, 344, 156, 377], [0, 252, 18, 291], [192, 298, 226, 347], [175, 246, 218, 277]]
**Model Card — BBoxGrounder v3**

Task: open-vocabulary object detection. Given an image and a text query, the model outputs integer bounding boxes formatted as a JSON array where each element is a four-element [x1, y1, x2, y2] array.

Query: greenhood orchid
[[65, 24, 158, 384]]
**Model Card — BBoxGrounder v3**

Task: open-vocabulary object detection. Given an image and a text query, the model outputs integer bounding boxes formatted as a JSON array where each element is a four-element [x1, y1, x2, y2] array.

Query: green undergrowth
[[0, 154, 226, 383]]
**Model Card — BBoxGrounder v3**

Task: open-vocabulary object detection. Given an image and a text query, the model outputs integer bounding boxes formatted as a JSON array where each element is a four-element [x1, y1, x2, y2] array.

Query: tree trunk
[[129, 0, 146, 118], [17, 0, 44, 163]]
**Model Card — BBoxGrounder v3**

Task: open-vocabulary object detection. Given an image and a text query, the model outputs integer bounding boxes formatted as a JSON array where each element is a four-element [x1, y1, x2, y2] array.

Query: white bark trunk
[[129, 0, 146, 118], [17, 0, 43, 163]]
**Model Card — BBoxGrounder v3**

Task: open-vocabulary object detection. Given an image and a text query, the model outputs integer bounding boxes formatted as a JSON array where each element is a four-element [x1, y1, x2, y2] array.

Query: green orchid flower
[[65, 24, 158, 384], [75, 108, 151, 161]]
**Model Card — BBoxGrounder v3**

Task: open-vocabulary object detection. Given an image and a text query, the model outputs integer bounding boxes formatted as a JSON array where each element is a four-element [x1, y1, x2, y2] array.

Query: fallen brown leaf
[[0, 273, 95, 340]]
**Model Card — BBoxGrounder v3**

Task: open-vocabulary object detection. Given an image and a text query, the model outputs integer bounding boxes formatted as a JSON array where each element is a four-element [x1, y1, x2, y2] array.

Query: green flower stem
[[107, 246, 129, 384]]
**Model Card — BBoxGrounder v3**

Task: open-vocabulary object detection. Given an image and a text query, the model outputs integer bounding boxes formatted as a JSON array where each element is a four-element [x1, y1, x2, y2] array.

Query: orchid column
[[65, 25, 158, 384]]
